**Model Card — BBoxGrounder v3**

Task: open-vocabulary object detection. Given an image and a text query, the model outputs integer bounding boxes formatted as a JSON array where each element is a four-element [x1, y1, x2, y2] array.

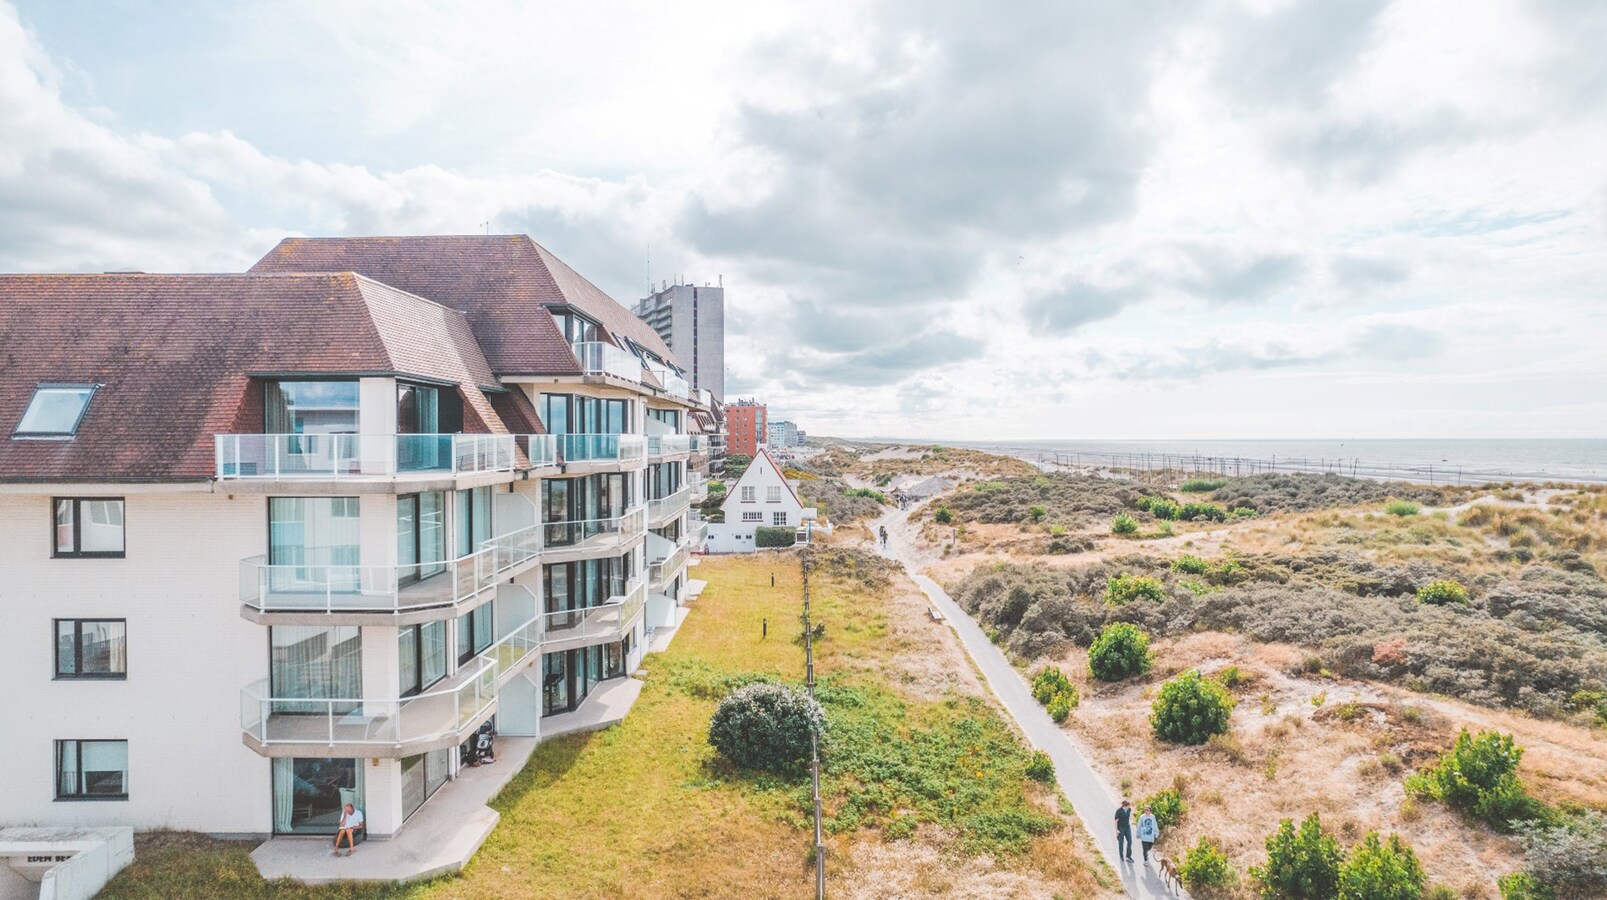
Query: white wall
[[0, 490, 272, 836]]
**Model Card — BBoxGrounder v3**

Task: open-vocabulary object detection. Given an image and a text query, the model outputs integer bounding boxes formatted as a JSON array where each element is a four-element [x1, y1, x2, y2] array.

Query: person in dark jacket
[[1115, 799, 1134, 862]]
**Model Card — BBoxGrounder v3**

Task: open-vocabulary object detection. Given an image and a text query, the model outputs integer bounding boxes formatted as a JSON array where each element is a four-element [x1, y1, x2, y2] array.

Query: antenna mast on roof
[[480, 221, 490, 235]]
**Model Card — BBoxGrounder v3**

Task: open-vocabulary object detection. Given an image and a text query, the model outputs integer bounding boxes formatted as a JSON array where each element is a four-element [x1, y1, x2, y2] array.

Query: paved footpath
[[873, 510, 1185, 899]]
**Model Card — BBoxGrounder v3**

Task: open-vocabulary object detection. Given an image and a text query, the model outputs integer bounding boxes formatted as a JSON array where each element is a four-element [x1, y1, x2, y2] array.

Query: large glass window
[[16, 385, 96, 437], [269, 626, 362, 715], [457, 603, 493, 665], [264, 381, 359, 435], [399, 621, 448, 696], [552, 310, 600, 345], [55, 619, 126, 679], [543, 475, 630, 546], [55, 739, 127, 800], [400, 748, 451, 821], [538, 393, 628, 435], [268, 498, 360, 595], [272, 757, 362, 835], [544, 555, 631, 614], [542, 639, 631, 717], [53, 497, 124, 557], [455, 487, 492, 558], [398, 492, 447, 583]]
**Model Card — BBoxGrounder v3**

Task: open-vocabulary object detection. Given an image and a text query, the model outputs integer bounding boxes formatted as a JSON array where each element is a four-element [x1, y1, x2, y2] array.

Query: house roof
[[721, 446, 807, 513], [249, 235, 682, 375], [0, 272, 512, 482]]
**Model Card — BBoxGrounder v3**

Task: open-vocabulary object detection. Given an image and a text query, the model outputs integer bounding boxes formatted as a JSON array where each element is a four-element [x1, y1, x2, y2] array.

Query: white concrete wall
[[0, 490, 271, 836]]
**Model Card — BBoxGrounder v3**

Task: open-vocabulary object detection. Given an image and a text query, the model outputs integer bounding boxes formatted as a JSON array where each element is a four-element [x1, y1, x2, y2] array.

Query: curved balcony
[[648, 542, 689, 592], [647, 487, 691, 527], [240, 615, 543, 758], [541, 506, 646, 564], [539, 579, 647, 654], [215, 434, 518, 487]]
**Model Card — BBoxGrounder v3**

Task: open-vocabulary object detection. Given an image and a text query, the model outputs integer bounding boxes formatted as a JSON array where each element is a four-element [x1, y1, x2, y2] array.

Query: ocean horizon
[[858, 437, 1607, 485]]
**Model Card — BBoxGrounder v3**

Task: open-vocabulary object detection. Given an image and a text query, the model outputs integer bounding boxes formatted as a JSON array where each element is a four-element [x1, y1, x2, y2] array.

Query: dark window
[[456, 603, 493, 665], [55, 739, 127, 800], [398, 621, 447, 697], [55, 619, 127, 679], [53, 498, 125, 558]]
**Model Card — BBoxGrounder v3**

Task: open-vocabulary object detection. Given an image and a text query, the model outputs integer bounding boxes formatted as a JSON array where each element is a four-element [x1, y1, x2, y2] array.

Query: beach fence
[[1029, 451, 1484, 485]]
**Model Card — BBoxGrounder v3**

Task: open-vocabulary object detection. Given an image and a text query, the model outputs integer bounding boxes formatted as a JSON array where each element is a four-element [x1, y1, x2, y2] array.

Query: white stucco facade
[[704, 449, 817, 553]]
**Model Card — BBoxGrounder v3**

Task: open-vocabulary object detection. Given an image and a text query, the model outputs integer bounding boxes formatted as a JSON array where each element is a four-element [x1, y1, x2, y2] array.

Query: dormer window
[[552, 309, 600, 345], [14, 384, 97, 438]]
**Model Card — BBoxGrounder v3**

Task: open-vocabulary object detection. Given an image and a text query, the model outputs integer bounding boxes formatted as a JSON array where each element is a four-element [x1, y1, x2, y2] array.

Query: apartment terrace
[[647, 485, 692, 527], [539, 505, 647, 565], [554, 431, 646, 474], [214, 433, 560, 492]]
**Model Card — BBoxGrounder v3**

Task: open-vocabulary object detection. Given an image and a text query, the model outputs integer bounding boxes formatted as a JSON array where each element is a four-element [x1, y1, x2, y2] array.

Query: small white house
[[706, 448, 818, 553]]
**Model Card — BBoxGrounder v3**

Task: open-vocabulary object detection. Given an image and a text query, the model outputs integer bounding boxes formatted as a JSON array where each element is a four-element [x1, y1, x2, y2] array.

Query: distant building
[[766, 420, 799, 448], [705, 448, 818, 553], [725, 400, 766, 457], [632, 281, 725, 404]]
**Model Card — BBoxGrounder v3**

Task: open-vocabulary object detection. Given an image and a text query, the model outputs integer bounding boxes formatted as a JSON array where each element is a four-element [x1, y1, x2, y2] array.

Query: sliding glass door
[[268, 498, 360, 596], [272, 757, 363, 835], [398, 621, 447, 697], [398, 492, 446, 584], [269, 626, 362, 715]]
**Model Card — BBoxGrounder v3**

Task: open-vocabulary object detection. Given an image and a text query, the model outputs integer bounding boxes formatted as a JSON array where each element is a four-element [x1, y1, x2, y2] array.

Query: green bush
[[1497, 872, 1556, 900], [1181, 478, 1227, 493], [1339, 832, 1425, 900], [1231, 506, 1259, 518], [1105, 573, 1166, 605], [1138, 495, 1183, 520], [1180, 501, 1229, 522], [1386, 499, 1421, 517], [1046, 689, 1078, 723], [723, 454, 753, 479], [1031, 668, 1073, 704], [1251, 813, 1341, 900], [1088, 622, 1153, 681], [708, 682, 824, 773], [1405, 729, 1550, 831], [1151, 669, 1235, 745], [1111, 513, 1139, 535], [1180, 836, 1237, 890], [1172, 554, 1210, 575], [1513, 810, 1607, 894], [1568, 689, 1607, 727], [934, 507, 955, 525], [1024, 750, 1055, 784], [754, 526, 797, 548], [1142, 787, 1187, 829], [1028, 504, 1047, 522], [844, 487, 888, 503], [1415, 579, 1468, 605]]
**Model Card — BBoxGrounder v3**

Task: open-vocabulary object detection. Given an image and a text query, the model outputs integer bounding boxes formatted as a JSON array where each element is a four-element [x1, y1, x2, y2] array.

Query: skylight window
[[15, 384, 97, 438]]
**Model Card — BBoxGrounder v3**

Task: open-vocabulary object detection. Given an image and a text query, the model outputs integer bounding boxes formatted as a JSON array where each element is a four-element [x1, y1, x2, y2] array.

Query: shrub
[[1025, 750, 1055, 784], [1173, 554, 1210, 575], [1111, 513, 1139, 534], [1339, 832, 1425, 900], [844, 487, 888, 503], [1142, 787, 1187, 829], [754, 526, 797, 549], [1028, 504, 1047, 522], [1088, 622, 1153, 681], [1047, 689, 1078, 723], [723, 454, 753, 478], [1138, 496, 1183, 520], [1386, 499, 1421, 517], [1497, 873, 1556, 900], [1031, 668, 1074, 704], [1181, 478, 1227, 493], [1415, 579, 1468, 605], [1151, 669, 1236, 745], [1179, 836, 1237, 890], [1406, 730, 1549, 831], [1105, 573, 1166, 605], [1180, 501, 1229, 522], [1231, 506, 1259, 518], [1513, 810, 1607, 893], [1251, 813, 1341, 900], [708, 682, 824, 773], [934, 507, 955, 525]]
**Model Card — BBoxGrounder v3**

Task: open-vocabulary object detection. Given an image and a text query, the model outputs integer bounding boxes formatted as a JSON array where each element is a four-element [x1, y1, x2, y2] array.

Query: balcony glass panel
[[571, 341, 643, 381], [216, 434, 516, 479]]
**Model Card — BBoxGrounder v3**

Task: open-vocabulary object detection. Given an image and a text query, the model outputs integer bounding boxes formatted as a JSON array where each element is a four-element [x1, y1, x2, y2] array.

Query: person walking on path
[[1115, 800, 1134, 862], [1137, 805, 1160, 863], [878, 525, 888, 548], [333, 803, 363, 857]]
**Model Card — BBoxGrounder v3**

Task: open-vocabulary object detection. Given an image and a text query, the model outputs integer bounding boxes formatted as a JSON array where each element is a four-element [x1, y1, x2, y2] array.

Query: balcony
[[648, 542, 689, 591], [571, 341, 643, 382], [515, 433, 559, 469], [556, 433, 646, 469], [647, 487, 691, 526], [541, 506, 647, 563], [215, 434, 517, 483], [239, 523, 542, 621], [240, 615, 542, 758], [645, 363, 691, 401], [539, 579, 647, 654], [646, 434, 691, 458]]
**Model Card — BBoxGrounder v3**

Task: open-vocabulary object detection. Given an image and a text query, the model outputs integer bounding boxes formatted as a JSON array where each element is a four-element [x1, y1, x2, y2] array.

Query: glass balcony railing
[[687, 435, 707, 453], [516, 434, 558, 469], [483, 522, 542, 576], [241, 659, 496, 750], [647, 434, 691, 457], [543, 506, 647, 551], [241, 547, 501, 614], [648, 542, 689, 587], [646, 363, 691, 400], [571, 341, 644, 382], [647, 487, 691, 523], [556, 433, 646, 464], [216, 434, 518, 480], [539, 579, 646, 650]]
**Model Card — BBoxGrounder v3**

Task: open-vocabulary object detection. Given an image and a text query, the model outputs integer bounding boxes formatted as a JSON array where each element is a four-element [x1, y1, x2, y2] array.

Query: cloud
[[1170, 246, 1306, 304], [1023, 280, 1142, 334], [1069, 320, 1443, 383], [1329, 253, 1409, 294], [1214, 0, 1388, 108]]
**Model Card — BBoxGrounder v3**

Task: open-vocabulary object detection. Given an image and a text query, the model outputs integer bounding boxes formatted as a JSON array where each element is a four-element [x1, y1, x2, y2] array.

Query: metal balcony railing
[[572, 341, 643, 382], [215, 434, 517, 480]]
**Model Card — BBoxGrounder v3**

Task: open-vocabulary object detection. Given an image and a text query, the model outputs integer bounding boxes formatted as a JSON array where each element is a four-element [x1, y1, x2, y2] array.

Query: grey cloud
[[1073, 321, 1443, 382], [1282, 111, 1480, 185], [1023, 281, 1143, 333], [1215, 0, 1387, 107], [1172, 246, 1305, 304], [1347, 322, 1443, 359], [809, 329, 985, 388], [1330, 253, 1409, 293]]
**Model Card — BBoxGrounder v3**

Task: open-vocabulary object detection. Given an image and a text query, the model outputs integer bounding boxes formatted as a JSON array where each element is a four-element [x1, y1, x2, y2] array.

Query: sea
[[907, 438, 1607, 485]]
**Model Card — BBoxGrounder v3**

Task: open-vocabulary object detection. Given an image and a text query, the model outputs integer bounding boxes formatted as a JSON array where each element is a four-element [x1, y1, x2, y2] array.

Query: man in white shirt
[[334, 803, 364, 857]]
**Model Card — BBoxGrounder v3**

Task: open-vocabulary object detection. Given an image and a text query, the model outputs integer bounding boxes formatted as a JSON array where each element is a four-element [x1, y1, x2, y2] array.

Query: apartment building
[[631, 281, 725, 404], [724, 400, 766, 457], [766, 420, 799, 449], [0, 236, 710, 845]]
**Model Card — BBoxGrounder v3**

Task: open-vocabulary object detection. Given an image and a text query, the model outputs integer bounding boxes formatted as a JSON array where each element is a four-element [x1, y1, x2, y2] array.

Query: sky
[[3, 0, 1605, 440]]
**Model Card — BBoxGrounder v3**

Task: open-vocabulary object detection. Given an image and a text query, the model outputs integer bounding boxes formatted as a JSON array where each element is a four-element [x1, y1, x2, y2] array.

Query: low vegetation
[[1087, 622, 1153, 681], [799, 477, 887, 524], [1208, 473, 1445, 514], [708, 682, 823, 772], [1030, 667, 1080, 723], [1151, 669, 1236, 745], [1405, 729, 1551, 832]]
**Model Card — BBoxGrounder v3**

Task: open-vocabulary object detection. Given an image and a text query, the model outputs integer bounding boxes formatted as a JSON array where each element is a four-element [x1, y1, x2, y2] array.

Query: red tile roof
[[249, 235, 682, 374], [0, 273, 512, 482]]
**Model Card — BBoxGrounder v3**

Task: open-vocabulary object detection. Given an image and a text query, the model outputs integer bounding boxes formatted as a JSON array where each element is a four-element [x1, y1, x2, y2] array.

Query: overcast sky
[[4, 0, 1605, 439]]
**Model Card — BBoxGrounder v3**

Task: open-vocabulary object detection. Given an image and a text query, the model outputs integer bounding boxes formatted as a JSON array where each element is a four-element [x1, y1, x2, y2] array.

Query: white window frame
[[772, 512, 787, 526], [742, 511, 762, 522], [766, 486, 782, 502], [740, 486, 756, 502]]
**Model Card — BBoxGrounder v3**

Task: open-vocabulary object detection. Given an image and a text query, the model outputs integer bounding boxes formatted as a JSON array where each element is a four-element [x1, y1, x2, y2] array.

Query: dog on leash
[[1157, 857, 1182, 891]]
